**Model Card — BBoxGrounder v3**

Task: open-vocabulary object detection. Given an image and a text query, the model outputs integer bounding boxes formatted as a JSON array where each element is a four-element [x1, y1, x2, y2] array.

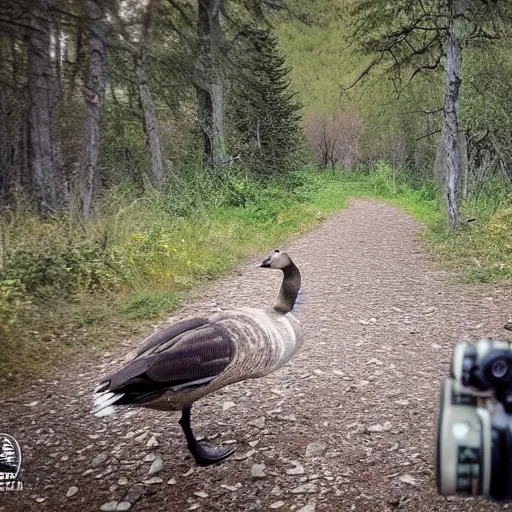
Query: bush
[[2, 240, 122, 299], [370, 160, 397, 196], [417, 183, 437, 202], [220, 175, 261, 208], [0, 279, 32, 337], [285, 166, 332, 202], [475, 206, 512, 273], [0, 165, 371, 339]]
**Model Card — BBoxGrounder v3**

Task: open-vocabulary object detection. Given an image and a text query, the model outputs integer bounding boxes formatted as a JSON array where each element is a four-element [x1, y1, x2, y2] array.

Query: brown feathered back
[[135, 318, 208, 355], [105, 319, 233, 393]]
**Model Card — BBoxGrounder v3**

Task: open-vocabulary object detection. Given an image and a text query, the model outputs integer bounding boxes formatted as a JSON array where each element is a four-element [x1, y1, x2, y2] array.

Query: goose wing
[[101, 318, 233, 396]]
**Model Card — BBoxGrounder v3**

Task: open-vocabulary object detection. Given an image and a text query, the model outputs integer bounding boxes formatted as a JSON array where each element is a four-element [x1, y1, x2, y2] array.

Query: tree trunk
[[442, 0, 462, 231], [135, 0, 165, 189], [0, 31, 22, 201], [195, 0, 226, 167], [78, 0, 108, 218], [211, 79, 226, 164], [27, 0, 68, 214], [460, 130, 468, 199], [196, 84, 213, 164]]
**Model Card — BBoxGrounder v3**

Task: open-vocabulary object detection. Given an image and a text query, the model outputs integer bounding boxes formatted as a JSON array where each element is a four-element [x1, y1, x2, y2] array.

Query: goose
[[92, 250, 303, 466]]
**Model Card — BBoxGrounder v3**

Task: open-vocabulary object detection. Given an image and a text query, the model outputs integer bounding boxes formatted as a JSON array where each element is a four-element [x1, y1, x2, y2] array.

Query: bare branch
[[416, 129, 441, 141], [342, 54, 384, 91], [403, 52, 443, 88], [400, 107, 443, 115]]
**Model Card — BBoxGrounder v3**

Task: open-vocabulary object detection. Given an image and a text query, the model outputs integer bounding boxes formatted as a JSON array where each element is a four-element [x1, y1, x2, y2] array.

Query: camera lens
[[491, 359, 509, 380], [480, 351, 512, 390]]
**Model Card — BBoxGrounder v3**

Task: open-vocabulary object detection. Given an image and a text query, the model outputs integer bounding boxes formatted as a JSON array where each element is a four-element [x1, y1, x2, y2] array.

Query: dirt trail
[[3, 199, 512, 512]]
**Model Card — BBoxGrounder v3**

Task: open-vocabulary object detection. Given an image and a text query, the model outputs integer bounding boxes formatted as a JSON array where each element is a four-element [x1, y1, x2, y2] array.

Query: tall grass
[[2, 162, 510, 386], [0, 165, 366, 383], [365, 161, 512, 283]]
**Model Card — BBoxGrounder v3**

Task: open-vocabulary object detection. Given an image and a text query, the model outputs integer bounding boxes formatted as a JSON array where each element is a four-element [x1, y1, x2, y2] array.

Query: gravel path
[[3, 198, 512, 512]]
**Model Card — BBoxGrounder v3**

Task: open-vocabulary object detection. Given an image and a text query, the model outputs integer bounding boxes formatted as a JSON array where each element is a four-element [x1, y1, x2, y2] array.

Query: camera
[[437, 339, 512, 501]]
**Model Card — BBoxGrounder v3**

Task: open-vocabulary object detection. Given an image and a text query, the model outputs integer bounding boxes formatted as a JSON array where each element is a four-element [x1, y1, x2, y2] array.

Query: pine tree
[[228, 28, 302, 177]]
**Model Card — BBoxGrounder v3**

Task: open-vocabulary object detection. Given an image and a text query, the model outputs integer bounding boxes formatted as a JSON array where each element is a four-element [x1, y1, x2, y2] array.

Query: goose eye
[[274, 249, 280, 253]]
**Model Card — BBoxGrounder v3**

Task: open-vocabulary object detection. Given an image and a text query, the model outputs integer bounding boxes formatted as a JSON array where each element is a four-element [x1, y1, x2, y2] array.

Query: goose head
[[258, 249, 294, 270], [258, 250, 301, 314]]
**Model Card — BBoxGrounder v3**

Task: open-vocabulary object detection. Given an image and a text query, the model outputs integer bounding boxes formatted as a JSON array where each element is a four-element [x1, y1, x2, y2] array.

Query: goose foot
[[187, 441, 236, 467], [179, 407, 236, 467]]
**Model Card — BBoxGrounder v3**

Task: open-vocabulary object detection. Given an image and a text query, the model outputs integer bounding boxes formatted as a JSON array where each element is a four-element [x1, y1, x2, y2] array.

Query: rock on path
[[2, 199, 511, 511]]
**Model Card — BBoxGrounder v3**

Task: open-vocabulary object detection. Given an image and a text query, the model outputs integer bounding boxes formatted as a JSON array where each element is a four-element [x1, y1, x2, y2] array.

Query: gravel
[[148, 457, 163, 476], [250, 463, 266, 479], [66, 486, 78, 498], [2, 199, 511, 511]]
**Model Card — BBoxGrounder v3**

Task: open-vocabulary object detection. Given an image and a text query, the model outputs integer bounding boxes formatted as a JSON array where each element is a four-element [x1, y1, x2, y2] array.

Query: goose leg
[[178, 407, 236, 466]]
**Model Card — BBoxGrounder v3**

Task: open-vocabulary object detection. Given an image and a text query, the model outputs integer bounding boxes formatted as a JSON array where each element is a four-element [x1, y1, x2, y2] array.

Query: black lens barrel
[[489, 418, 512, 501]]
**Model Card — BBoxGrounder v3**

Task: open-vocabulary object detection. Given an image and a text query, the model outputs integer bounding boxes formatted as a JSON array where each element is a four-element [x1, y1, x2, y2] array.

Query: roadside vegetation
[[0, 165, 352, 383], [2, 161, 511, 386], [1, 0, 511, 386], [366, 162, 512, 283]]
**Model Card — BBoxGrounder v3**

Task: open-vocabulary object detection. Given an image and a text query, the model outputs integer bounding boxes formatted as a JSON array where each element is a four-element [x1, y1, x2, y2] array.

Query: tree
[[162, 0, 295, 170], [27, 0, 68, 214], [102, 0, 170, 191], [135, 0, 166, 189], [304, 111, 363, 170], [443, 0, 462, 229], [351, 0, 510, 230], [0, 2, 28, 203], [228, 28, 302, 177], [0, 0, 303, 216], [462, 38, 512, 196], [194, 0, 226, 167], [78, 0, 110, 218]]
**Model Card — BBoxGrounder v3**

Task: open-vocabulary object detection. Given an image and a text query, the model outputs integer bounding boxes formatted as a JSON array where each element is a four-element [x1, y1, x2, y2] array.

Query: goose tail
[[92, 382, 125, 417]]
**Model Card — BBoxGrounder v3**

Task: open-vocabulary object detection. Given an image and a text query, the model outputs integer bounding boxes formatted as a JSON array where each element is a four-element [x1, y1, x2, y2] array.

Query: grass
[[123, 291, 182, 320], [411, 199, 511, 284], [366, 163, 512, 284], [2, 163, 511, 389], [0, 166, 365, 386]]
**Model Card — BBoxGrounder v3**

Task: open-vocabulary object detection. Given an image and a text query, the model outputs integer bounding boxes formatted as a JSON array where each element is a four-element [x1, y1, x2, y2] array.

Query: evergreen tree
[[228, 28, 302, 177]]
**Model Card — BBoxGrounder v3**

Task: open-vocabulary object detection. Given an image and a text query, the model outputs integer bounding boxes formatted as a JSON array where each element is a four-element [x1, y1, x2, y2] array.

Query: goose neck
[[273, 263, 301, 314]]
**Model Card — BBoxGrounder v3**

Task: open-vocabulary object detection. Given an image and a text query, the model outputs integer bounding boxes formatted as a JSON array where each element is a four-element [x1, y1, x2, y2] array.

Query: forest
[[1, 0, 512, 382]]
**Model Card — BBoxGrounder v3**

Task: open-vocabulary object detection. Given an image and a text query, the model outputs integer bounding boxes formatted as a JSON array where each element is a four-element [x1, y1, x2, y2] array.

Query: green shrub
[[2, 241, 122, 298], [221, 175, 261, 207], [370, 160, 396, 196], [417, 183, 437, 202], [285, 166, 340, 202], [462, 206, 512, 281], [0, 279, 31, 337]]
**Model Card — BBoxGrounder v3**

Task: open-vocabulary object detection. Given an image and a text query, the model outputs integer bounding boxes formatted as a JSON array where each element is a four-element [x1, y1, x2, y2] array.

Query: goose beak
[[258, 256, 272, 268]]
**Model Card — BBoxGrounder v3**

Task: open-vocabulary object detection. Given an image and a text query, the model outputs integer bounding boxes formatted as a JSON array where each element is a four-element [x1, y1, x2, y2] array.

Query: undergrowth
[[2, 161, 511, 385], [0, 165, 362, 383], [367, 161, 512, 284]]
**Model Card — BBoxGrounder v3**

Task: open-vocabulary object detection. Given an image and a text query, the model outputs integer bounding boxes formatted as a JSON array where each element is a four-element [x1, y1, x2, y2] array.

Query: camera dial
[[481, 351, 512, 390], [491, 359, 509, 379]]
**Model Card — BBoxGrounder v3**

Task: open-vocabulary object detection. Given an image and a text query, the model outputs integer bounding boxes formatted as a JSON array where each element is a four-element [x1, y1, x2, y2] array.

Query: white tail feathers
[[94, 405, 117, 417], [94, 382, 110, 393], [92, 388, 124, 417]]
